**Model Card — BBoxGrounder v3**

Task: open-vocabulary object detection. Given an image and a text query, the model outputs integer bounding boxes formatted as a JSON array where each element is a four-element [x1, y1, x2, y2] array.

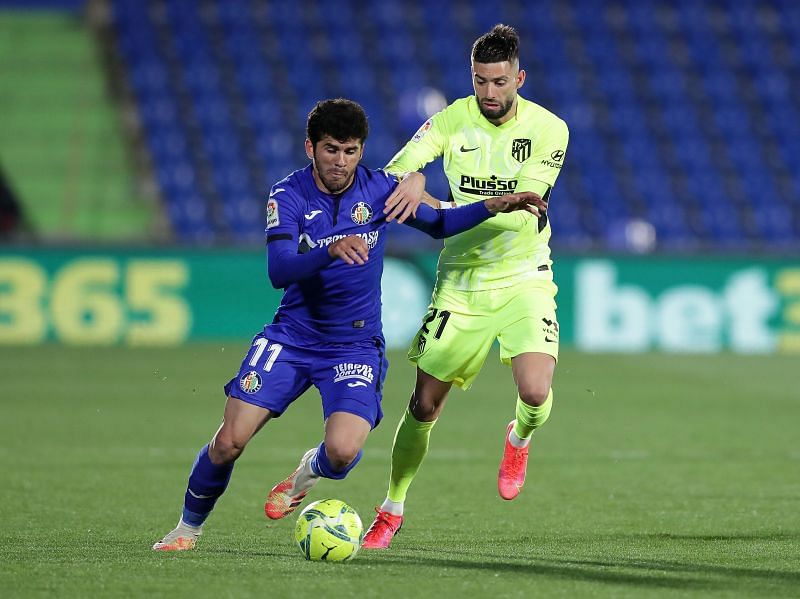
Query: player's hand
[[328, 235, 369, 265], [484, 192, 547, 217], [384, 172, 425, 223]]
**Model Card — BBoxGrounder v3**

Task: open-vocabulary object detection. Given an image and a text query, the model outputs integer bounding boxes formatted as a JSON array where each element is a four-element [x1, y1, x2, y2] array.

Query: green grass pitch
[[2, 343, 798, 597]]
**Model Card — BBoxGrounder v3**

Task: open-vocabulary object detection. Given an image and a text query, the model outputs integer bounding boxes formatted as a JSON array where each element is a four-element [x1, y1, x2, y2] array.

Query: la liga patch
[[266, 199, 279, 229], [412, 119, 432, 142]]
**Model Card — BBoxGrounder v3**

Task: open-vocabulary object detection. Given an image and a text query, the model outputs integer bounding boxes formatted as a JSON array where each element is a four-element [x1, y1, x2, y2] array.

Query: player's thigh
[[224, 332, 313, 418], [407, 288, 497, 390], [313, 337, 388, 429], [497, 280, 560, 364], [212, 395, 273, 452]]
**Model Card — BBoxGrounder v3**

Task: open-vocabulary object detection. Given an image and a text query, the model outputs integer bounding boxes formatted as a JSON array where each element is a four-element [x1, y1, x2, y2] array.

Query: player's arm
[[268, 234, 372, 287], [481, 118, 569, 232], [264, 187, 367, 288], [383, 172, 425, 224], [404, 192, 545, 239], [384, 112, 448, 222], [264, 189, 333, 288], [478, 180, 550, 232]]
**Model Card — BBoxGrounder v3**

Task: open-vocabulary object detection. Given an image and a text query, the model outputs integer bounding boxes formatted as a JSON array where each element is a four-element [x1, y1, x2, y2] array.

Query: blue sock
[[310, 441, 362, 480], [181, 445, 234, 527]]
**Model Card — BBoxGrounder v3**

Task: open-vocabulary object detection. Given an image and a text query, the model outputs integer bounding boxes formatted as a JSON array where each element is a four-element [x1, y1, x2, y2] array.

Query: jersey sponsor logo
[[304, 210, 323, 221], [351, 201, 373, 225], [240, 370, 262, 393], [266, 199, 280, 229], [458, 174, 518, 196], [333, 362, 374, 385], [542, 317, 560, 343], [512, 138, 532, 163], [460, 145, 479, 152], [540, 149, 565, 169], [316, 230, 380, 250], [412, 119, 432, 142]]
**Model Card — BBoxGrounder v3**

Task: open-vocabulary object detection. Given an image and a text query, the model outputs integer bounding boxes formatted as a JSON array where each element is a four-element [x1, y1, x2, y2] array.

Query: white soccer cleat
[[152, 522, 202, 551]]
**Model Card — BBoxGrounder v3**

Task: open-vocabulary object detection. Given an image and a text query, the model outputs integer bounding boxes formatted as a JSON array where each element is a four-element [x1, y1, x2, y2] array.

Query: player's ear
[[305, 138, 314, 160], [516, 69, 526, 90]]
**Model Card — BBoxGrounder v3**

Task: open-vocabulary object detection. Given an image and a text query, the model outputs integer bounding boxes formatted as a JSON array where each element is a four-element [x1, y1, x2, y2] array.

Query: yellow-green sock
[[513, 389, 553, 440], [387, 408, 437, 503]]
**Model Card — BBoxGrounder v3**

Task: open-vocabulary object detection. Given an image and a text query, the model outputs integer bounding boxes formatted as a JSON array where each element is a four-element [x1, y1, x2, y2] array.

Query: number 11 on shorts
[[249, 337, 283, 371]]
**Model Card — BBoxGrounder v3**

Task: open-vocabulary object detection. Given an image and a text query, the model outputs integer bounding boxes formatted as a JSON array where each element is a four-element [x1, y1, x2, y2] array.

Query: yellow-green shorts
[[407, 279, 559, 390]]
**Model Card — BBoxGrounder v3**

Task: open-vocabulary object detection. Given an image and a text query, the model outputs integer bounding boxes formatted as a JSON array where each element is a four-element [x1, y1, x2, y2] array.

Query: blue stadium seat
[[110, 0, 800, 250]]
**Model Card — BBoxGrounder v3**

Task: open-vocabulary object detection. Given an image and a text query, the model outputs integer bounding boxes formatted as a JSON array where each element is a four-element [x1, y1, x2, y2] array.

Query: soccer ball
[[294, 499, 364, 562]]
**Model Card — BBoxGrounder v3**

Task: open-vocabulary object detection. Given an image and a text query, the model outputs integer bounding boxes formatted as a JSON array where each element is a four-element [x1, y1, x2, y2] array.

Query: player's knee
[[410, 400, 440, 421], [409, 392, 447, 421], [324, 442, 360, 471], [209, 434, 247, 464], [518, 383, 550, 407]]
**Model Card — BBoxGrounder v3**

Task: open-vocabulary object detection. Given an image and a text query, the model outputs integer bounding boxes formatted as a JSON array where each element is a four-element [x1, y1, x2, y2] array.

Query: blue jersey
[[263, 164, 496, 346], [265, 164, 399, 344]]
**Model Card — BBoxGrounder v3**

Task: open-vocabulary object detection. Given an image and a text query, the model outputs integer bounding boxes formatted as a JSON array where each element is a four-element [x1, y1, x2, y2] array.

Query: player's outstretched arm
[[384, 172, 425, 224], [404, 191, 546, 239], [484, 191, 547, 216]]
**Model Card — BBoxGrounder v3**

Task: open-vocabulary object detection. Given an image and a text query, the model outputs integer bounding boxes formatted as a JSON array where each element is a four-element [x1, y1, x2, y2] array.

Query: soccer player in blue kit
[[153, 99, 545, 550]]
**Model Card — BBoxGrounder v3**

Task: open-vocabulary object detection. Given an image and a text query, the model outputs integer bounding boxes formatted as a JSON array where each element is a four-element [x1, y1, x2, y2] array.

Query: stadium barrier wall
[[1, 249, 798, 353]]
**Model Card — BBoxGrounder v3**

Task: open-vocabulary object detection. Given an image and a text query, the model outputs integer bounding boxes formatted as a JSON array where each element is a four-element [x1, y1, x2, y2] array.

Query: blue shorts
[[224, 330, 388, 428]]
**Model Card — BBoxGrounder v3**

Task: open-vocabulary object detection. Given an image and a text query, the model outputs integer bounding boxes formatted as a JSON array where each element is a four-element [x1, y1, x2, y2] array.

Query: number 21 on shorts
[[414, 308, 451, 354]]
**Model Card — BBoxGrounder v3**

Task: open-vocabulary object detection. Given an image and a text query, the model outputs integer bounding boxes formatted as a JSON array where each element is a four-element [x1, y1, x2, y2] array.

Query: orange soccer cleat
[[497, 420, 529, 500], [152, 524, 201, 551], [265, 448, 318, 520], [361, 508, 403, 549]]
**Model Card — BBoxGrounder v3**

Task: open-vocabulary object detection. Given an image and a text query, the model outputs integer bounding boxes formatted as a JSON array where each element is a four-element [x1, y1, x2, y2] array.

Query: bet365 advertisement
[[1, 249, 798, 353]]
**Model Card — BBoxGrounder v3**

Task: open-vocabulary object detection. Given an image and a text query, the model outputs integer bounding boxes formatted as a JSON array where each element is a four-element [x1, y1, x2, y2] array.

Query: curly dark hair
[[471, 24, 520, 65], [306, 98, 369, 146]]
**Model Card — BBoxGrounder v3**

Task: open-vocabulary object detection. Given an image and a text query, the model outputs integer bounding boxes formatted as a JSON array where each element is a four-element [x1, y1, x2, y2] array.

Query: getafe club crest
[[240, 371, 262, 394], [511, 138, 532, 163], [351, 201, 373, 225]]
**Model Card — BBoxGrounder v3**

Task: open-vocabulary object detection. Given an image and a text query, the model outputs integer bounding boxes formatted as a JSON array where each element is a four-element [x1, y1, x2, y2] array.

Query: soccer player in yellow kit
[[363, 24, 569, 549]]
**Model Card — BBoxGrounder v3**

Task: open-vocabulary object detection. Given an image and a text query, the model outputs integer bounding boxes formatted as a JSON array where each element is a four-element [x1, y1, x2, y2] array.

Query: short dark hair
[[471, 24, 520, 65], [306, 98, 369, 146]]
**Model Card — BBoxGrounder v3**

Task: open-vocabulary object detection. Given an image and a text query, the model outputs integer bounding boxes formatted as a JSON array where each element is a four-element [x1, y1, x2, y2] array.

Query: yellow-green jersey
[[386, 95, 569, 291]]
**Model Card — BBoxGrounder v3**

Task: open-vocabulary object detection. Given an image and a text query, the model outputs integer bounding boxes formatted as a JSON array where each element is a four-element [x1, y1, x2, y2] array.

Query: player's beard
[[318, 169, 353, 194], [477, 96, 515, 121]]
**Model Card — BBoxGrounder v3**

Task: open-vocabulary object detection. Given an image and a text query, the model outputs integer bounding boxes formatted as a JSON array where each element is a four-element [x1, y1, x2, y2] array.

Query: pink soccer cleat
[[361, 508, 403, 549], [498, 420, 529, 500]]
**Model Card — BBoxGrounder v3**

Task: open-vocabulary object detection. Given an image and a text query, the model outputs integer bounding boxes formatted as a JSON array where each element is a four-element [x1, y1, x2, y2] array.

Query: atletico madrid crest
[[511, 138, 532, 163]]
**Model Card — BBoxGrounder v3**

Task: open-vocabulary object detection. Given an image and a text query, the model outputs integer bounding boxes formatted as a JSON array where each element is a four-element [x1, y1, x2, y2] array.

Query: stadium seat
[[109, 0, 800, 249]]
